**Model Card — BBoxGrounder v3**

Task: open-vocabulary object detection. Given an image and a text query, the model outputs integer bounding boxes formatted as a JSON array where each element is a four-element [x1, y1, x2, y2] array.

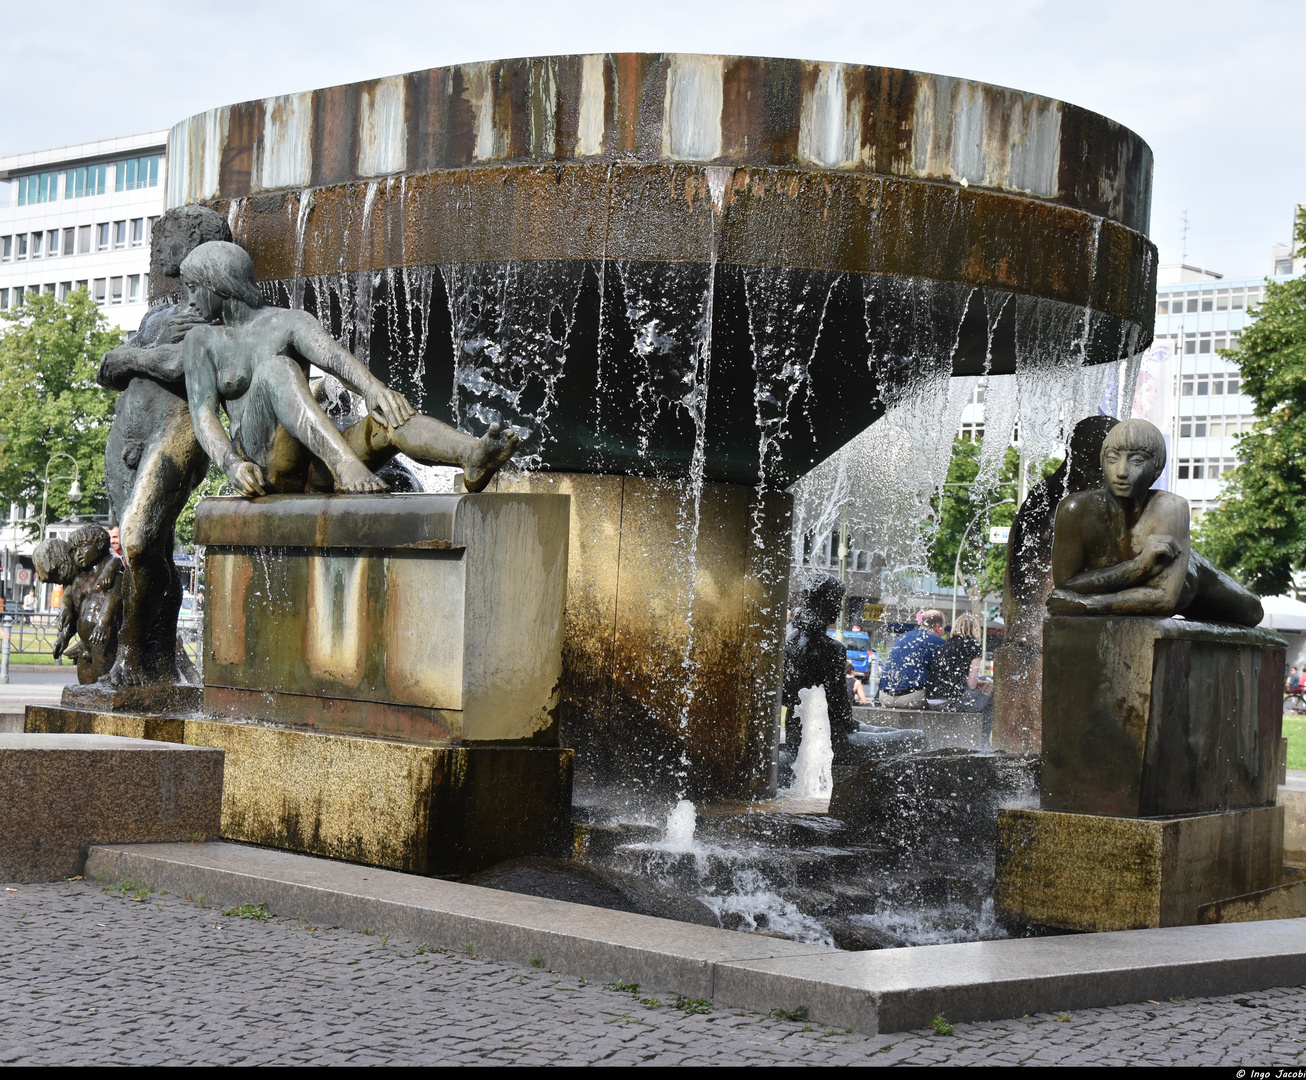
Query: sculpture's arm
[[98, 342, 186, 391], [1060, 549, 1167, 594], [183, 329, 266, 497], [52, 591, 77, 659], [288, 316, 416, 429], [88, 562, 123, 646], [98, 310, 210, 390]]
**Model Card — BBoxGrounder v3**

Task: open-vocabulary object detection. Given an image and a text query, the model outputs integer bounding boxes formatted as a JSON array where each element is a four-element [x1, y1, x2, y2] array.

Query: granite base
[[996, 805, 1285, 932]]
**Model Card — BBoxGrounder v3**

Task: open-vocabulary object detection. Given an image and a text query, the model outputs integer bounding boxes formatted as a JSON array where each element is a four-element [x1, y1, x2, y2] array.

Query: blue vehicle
[[829, 629, 873, 676]]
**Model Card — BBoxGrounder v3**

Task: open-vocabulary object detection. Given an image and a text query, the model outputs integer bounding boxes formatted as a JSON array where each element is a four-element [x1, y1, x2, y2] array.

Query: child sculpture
[[1047, 418, 1262, 625], [178, 242, 518, 497], [33, 526, 123, 683]]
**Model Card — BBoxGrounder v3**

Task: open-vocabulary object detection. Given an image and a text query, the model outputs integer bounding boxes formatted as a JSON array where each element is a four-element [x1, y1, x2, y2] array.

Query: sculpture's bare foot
[[334, 457, 389, 494], [463, 423, 519, 493], [108, 645, 151, 687]]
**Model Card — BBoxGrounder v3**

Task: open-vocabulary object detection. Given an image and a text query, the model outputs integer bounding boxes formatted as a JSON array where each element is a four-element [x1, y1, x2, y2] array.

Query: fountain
[[164, 53, 1157, 800]]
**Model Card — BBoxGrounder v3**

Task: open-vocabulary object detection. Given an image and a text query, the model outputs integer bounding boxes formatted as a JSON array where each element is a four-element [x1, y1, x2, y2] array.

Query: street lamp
[[950, 497, 1016, 626], [38, 452, 82, 541]]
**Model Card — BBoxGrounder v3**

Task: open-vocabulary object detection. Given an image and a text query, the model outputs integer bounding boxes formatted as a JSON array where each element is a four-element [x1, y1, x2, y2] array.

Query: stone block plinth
[[186, 718, 573, 875], [196, 492, 569, 745], [0, 733, 222, 882], [1041, 617, 1286, 817], [996, 805, 1285, 931]]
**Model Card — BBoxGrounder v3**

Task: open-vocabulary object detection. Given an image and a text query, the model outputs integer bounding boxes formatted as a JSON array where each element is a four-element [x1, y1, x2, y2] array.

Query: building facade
[[0, 130, 168, 333]]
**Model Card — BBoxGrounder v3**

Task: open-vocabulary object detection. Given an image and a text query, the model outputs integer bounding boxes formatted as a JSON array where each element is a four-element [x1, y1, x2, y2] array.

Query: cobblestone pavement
[[2, 880, 1305, 1065]]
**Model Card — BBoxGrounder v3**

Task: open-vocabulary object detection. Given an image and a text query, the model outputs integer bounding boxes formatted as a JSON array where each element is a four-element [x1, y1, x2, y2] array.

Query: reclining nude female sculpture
[[179, 242, 518, 497], [1046, 417, 1262, 626]]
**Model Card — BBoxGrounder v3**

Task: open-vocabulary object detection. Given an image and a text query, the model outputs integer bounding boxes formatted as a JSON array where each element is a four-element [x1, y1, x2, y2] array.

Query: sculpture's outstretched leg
[[249, 356, 388, 494], [341, 415, 519, 492]]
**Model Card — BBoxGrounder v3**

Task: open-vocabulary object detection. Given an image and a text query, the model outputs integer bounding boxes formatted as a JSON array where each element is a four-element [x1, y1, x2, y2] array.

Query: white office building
[[0, 130, 168, 333]]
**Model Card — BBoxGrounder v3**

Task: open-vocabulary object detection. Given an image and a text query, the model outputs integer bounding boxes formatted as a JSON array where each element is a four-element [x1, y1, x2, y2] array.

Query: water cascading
[[165, 53, 1156, 801]]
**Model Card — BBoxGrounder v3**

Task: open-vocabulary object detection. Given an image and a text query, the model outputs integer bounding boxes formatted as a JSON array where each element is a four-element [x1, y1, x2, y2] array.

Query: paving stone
[[1, 879, 1305, 1064]]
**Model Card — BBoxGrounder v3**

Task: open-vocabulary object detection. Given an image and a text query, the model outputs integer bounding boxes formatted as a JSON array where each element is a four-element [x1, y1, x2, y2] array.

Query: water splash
[[663, 799, 697, 852], [787, 686, 832, 799]]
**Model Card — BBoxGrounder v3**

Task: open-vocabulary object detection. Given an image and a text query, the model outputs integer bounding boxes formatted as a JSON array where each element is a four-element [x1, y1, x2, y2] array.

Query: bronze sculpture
[[1047, 418, 1262, 626], [178, 242, 518, 497], [96, 206, 226, 686], [33, 527, 123, 684]]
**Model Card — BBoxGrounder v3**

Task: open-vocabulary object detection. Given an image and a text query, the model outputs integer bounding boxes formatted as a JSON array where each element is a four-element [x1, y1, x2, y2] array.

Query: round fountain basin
[[167, 53, 1156, 486]]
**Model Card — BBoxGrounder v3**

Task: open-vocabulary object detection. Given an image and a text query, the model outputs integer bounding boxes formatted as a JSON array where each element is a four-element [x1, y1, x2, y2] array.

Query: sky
[[2, 0, 1300, 280]]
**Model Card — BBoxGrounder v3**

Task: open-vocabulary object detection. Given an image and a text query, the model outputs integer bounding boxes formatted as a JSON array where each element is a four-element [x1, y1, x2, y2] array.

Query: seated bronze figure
[[178, 242, 518, 497], [1047, 418, 1262, 626]]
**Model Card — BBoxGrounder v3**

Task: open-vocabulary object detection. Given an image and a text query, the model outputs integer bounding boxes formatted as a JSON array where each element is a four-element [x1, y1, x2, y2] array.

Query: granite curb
[[85, 841, 1306, 1034]]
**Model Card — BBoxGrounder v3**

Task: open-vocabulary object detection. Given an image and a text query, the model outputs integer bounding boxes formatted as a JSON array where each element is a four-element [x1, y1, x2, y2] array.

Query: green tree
[[0, 290, 121, 533], [927, 437, 1021, 597], [1195, 209, 1306, 595]]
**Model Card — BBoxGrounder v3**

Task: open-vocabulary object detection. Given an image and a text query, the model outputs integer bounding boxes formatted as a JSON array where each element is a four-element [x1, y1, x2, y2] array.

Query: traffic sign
[[988, 526, 1010, 545]]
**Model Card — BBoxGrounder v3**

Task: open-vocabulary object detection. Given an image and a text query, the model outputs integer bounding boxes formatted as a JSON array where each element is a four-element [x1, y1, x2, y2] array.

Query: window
[[959, 420, 984, 441], [29, 232, 41, 258], [62, 228, 74, 256], [1247, 288, 1262, 306], [1214, 336, 1226, 351], [1232, 291, 1245, 310], [1158, 300, 1169, 315], [1227, 377, 1240, 395], [1184, 338, 1196, 354], [1199, 336, 1211, 354], [1, 236, 10, 260], [129, 219, 144, 247], [43, 283, 55, 295], [109, 277, 123, 304], [58, 282, 71, 300], [127, 274, 140, 303], [1201, 293, 1213, 312], [146, 216, 159, 244], [16, 234, 28, 259], [11, 285, 23, 306], [112, 221, 126, 249], [1216, 291, 1229, 311], [17, 171, 59, 206], [75, 279, 88, 293], [96, 224, 110, 251], [1181, 378, 1194, 396], [64, 164, 107, 199], [92, 278, 106, 303], [1197, 379, 1209, 395], [0, 289, 7, 310], [114, 155, 160, 191], [77, 226, 91, 254], [1187, 297, 1199, 313], [46, 230, 59, 256], [1277, 258, 1295, 275]]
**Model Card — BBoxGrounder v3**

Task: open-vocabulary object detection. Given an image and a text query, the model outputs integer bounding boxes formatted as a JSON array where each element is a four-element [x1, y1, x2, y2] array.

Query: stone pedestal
[[0, 732, 222, 882], [24, 708, 573, 876], [996, 805, 1284, 931], [996, 617, 1289, 931], [1040, 617, 1285, 816], [197, 492, 570, 745]]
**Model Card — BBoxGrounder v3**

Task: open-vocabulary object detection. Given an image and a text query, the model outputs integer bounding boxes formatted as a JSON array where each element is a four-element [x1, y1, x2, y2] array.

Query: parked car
[[829, 629, 874, 676]]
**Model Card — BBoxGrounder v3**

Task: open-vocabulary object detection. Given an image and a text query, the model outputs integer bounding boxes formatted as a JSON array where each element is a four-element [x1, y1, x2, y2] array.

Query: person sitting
[[925, 612, 983, 708], [1047, 418, 1262, 625], [178, 242, 519, 498], [877, 610, 946, 709], [845, 661, 869, 707]]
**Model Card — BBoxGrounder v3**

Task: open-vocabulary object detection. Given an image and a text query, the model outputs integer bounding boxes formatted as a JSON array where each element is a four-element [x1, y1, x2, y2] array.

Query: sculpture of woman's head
[[179, 241, 264, 322], [1101, 417, 1167, 500]]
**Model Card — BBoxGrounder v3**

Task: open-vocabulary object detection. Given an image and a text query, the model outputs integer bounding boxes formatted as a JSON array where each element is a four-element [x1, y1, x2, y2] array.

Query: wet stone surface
[[2, 879, 1305, 1065]]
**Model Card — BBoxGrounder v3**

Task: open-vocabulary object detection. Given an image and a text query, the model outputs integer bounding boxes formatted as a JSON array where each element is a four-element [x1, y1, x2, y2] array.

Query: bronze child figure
[[34, 526, 123, 684], [178, 242, 519, 497], [1047, 417, 1262, 626]]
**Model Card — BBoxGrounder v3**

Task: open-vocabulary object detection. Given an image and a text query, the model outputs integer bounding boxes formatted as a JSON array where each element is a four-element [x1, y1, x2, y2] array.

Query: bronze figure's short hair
[[1102, 417, 1167, 472], [180, 241, 264, 309], [67, 524, 111, 553], [32, 538, 75, 585]]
